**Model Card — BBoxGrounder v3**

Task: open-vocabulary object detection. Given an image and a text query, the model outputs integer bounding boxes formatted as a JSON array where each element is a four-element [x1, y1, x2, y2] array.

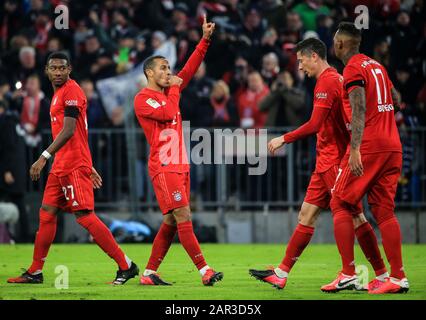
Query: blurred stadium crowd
[[0, 0, 425, 242], [1, 0, 425, 132]]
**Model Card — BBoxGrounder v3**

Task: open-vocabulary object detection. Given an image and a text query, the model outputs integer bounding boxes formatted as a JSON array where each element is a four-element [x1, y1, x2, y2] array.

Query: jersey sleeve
[[62, 85, 86, 116], [283, 107, 330, 143], [343, 64, 365, 94], [134, 86, 180, 122], [313, 79, 337, 110], [176, 38, 210, 91]]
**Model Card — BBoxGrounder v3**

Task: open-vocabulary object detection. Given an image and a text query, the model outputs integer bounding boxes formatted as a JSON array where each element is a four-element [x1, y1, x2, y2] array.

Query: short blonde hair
[[212, 80, 230, 99]]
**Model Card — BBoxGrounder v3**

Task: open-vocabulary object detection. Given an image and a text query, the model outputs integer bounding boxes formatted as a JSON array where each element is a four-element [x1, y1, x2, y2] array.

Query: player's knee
[[298, 210, 317, 227], [74, 210, 91, 219], [163, 214, 177, 226], [352, 213, 367, 229], [172, 206, 191, 223], [39, 207, 57, 224], [41, 204, 58, 215], [370, 205, 395, 226]]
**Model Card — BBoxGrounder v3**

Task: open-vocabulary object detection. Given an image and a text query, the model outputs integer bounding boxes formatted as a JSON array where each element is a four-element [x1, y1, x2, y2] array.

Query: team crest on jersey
[[146, 98, 161, 109], [172, 191, 182, 202], [65, 99, 78, 106], [316, 92, 327, 99]]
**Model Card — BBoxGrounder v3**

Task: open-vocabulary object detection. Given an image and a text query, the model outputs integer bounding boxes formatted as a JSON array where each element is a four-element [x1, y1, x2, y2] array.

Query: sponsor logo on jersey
[[65, 99, 78, 106], [316, 92, 327, 99], [172, 191, 182, 202], [146, 98, 161, 109]]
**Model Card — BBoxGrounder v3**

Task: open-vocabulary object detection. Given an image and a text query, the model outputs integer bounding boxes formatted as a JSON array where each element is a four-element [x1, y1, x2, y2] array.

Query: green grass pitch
[[1, 244, 425, 300]]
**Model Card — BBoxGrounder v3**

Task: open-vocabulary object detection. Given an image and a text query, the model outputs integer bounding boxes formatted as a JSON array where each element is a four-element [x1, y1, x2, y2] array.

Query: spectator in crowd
[[76, 34, 103, 80], [261, 52, 281, 87], [80, 79, 110, 129], [292, 0, 330, 31], [223, 55, 251, 100], [394, 65, 422, 107], [259, 70, 306, 127], [114, 34, 137, 74], [10, 74, 50, 147], [0, 100, 29, 242], [208, 80, 239, 127], [151, 30, 177, 71], [373, 38, 391, 69], [259, 27, 288, 68], [181, 61, 214, 127], [0, 0, 24, 51], [11, 46, 42, 90], [390, 10, 417, 71], [27, 9, 52, 54], [134, 33, 153, 66], [259, 0, 288, 32], [236, 71, 270, 129], [91, 48, 117, 82]]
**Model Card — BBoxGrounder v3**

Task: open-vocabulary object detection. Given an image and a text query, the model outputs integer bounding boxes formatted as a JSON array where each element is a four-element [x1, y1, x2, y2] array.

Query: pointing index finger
[[203, 14, 207, 25]]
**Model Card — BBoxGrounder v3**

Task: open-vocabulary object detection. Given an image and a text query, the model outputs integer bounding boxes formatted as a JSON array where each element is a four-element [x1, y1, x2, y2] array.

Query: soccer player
[[324, 22, 409, 294], [7, 52, 139, 285], [134, 16, 223, 286], [249, 38, 388, 291]]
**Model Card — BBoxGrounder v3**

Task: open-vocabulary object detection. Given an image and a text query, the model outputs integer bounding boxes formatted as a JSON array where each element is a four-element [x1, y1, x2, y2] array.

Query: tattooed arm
[[348, 86, 366, 176], [391, 87, 401, 113]]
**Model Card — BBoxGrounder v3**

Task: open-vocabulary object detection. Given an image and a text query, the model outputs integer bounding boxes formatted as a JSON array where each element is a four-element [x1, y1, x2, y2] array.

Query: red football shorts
[[304, 164, 362, 213], [152, 172, 190, 214], [333, 152, 402, 209], [42, 166, 94, 212]]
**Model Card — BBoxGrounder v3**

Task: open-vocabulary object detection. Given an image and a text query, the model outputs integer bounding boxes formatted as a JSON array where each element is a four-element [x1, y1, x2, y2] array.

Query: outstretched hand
[[202, 14, 215, 40]]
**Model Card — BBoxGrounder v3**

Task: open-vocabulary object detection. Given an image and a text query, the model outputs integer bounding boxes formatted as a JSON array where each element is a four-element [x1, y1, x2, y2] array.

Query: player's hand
[[169, 75, 183, 87], [30, 157, 47, 181], [91, 167, 103, 189], [349, 148, 363, 176], [202, 14, 215, 40], [268, 136, 285, 155], [4, 171, 14, 184]]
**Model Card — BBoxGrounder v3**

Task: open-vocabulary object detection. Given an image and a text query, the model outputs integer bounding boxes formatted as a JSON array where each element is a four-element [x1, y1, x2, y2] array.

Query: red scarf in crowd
[[20, 94, 41, 129], [210, 96, 230, 122]]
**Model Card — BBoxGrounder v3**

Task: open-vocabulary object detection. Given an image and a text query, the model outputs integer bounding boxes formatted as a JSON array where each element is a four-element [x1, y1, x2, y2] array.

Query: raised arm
[[177, 15, 215, 90], [348, 86, 366, 176]]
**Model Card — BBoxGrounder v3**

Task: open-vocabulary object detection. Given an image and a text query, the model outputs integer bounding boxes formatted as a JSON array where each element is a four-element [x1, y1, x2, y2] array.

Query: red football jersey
[[134, 38, 210, 178], [50, 79, 92, 176], [312, 67, 349, 172], [285, 67, 349, 173], [342, 54, 402, 154]]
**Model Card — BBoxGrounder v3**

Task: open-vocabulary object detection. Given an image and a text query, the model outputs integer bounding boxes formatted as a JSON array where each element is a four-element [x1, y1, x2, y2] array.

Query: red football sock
[[355, 222, 387, 276], [28, 209, 57, 273], [146, 223, 177, 271], [279, 223, 314, 273], [332, 210, 356, 276], [177, 221, 207, 270], [76, 212, 129, 270], [378, 217, 406, 279]]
